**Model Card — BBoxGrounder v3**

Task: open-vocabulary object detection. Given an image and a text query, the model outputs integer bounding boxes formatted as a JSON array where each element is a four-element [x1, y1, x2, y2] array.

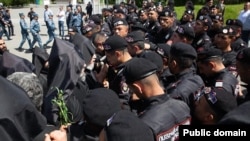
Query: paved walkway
[[4, 2, 106, 62]]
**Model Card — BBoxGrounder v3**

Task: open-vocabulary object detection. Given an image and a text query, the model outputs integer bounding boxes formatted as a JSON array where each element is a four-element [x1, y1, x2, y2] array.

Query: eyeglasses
[[194, 87, 217, 104]]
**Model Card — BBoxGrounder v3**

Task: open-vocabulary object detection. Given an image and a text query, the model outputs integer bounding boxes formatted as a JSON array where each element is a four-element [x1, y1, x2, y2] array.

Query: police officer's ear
[[130, 82, 143, 96], [204, 112, 215, 123], [132, 44, 141, 51], [168, 57, 177, 68], [202, 60, 216, 70]]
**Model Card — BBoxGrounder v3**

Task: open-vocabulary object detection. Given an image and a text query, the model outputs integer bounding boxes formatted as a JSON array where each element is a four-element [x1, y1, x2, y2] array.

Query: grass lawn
[[175, 3, 244, 24]]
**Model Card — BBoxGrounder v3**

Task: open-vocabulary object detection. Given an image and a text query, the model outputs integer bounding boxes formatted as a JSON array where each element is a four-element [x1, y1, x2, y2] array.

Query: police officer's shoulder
[[236, 47, 250, 64]]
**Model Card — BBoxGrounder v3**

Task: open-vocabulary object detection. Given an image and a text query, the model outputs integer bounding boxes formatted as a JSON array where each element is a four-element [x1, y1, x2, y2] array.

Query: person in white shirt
[[57, 6, 65, 37], [238, 2, 250, 45]]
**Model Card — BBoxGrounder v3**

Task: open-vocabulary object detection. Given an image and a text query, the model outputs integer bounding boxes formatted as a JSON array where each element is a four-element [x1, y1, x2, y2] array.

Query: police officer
[[16, 13, 32, 52], [156, 43, 173, 89], [207, 14, 224, 42], [155, 8, 176, 44], [193, 86, 237, 124], [138, 9, 149, 30], [213, 25, 237, 76], [226, 19, 247, 53], [101, 35, 133, 110], [219, 48, 250, 124], [170, 23, 195, 45], [146, 7, 161, 43], [112, 18, 129, 38], [125, 31, 163, 75], [180, 8, 195, 25], [166, 42, 204, 107], [43, 13, 56, 48], [71, 9, 82, 34], [197, 47, 240, 97], [30, 13, 43, 52], [102, 8, 113, 35], [123, 57, 191, 140], [192, 15, 212, 50]]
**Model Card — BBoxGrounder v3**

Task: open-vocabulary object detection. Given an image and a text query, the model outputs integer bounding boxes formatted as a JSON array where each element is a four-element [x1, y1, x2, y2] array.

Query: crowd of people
[[0, 0, 250, 141]]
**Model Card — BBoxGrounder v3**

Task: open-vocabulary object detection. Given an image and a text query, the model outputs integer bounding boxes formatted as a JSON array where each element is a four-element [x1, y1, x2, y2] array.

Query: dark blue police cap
[[124, 58, 157, 83], [236, 47, 250, 63], [170, 42, 197, 59], [197, 47, 223, 62], [175, 24, 195, 39], [226, 19, 243, 28], [104, 35, 128, 51], [82, 88, 122, 128], [105, 110, 155, 141], [125, 31, 145, 43]]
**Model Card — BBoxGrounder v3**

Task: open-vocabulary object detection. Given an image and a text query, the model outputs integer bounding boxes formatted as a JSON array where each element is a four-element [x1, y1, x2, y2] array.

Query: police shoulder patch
[[120, 81, 129, 93], [215, 81, 223, 87]]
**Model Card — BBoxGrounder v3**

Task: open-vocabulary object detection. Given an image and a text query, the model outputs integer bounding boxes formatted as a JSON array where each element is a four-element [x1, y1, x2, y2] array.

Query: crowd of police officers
[[1, 0, 250, 141]]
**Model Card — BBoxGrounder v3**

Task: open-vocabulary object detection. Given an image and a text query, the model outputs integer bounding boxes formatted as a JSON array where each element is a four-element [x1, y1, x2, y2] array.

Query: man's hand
[[44, 126, 68, 141]]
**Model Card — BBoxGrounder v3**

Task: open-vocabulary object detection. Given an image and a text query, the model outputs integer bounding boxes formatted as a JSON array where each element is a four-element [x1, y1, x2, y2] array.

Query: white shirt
[[57, 10, 65, 22]]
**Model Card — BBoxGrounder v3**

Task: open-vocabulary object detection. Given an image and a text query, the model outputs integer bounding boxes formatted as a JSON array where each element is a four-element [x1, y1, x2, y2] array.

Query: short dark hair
[[171, 56, 194, 70], [130, 41, 145, 50]]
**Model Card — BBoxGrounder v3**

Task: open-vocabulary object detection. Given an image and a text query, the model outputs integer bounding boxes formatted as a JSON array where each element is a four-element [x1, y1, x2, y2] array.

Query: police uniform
[[156, 43, 174, 89], [219, 48, 250, 124], [166, 43, 204, 107], [231, 36, 247, 53], [71, 12, 82, 34], [147, 18, 161, 44], [43, 14, 56, 47], [103, 35, 132, 110], [219, 26, 238, 76], [192, 15, 212, 50], [192, 32, 211, 50], [30, 13, 43, 49], [235, 48, 250, 104], [123, 57, 191, 141], [222, 51, 237, 76], [226, 19, 247, 53], [197, 47, 240, 97], [155, 8, 177, 43], [17, 13, 32, 50]]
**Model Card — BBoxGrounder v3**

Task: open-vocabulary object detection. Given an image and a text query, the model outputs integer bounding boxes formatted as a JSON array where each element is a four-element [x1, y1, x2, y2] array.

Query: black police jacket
[[155, 27, 174, 44], [219, 85, 250, 125], [231, 37, 247, 53], [202, 68, 239, 96], [139, 94, 191, 141], [108, 62, 132, 110], [166, 69, 204, 107], [147, 21, 161, 43], [218, 100, 250, 125], [192, 32, 212, 51]]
